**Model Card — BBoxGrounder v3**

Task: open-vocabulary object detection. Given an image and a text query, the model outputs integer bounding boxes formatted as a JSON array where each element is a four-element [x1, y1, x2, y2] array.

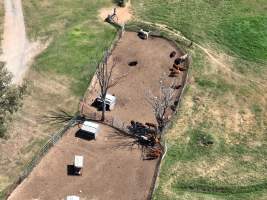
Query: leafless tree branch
[[96, 51, 127, 121], [146, 74, 176, 134]]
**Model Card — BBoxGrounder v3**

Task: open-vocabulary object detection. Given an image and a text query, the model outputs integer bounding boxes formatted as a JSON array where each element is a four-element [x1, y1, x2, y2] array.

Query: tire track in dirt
[[0, 0, 48, 84]]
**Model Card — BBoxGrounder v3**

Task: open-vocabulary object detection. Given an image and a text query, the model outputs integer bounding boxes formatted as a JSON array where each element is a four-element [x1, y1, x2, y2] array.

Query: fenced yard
[[6, 30, 189, 199], [8, 124, 157, 200], [81, 31, 188, 125]]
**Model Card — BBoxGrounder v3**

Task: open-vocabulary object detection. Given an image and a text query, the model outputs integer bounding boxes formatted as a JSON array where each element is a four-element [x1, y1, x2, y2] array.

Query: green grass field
[[132, 1, 267, 199], [23, 0, 117, 96]]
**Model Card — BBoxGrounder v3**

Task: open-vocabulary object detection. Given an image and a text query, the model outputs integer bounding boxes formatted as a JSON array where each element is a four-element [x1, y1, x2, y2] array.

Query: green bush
[[0, 62, 28, 138]]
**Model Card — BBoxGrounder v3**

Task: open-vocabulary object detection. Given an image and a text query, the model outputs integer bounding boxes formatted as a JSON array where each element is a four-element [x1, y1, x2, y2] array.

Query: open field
[[0, 0, 117, 197], [132, 1, 267, 200], [8, 124, 157, 200], [83, 31, 186, 124]]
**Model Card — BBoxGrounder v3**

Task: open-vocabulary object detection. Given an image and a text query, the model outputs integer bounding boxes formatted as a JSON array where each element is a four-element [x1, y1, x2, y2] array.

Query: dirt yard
[[8, 124, 157, 200], [83, 31, 186, 124]]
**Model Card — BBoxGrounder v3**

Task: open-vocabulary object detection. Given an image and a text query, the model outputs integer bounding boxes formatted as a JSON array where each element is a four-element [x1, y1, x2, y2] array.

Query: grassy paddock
[[23, 0, 117, 96], [132, 1, 267, 200]]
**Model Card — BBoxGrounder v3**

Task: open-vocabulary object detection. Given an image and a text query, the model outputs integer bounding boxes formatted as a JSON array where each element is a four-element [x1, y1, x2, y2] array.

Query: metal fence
[[2, 118, 76, 200], [147, 65, 189, 200], [123, 23, 191, 199], [81, 27, 124, 108], [84, 112, 131, 136]]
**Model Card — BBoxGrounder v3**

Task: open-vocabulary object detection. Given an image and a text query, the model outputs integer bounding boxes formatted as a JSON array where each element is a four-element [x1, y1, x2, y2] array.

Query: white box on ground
[[66, 195, 80, 200], [74, 155, 84, 168], [80, 121, 100, 139], [97, 94, 116, 110]]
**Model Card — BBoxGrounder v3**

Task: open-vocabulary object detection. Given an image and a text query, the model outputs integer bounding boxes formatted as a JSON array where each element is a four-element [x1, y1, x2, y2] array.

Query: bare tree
[[146, 75, 176, 135], [96, 51, 126, 121]]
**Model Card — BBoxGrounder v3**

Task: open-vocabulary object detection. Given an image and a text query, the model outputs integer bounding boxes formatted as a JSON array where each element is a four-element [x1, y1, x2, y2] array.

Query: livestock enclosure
[[7, 30, 189, 200], [81, 31, 188, 125]]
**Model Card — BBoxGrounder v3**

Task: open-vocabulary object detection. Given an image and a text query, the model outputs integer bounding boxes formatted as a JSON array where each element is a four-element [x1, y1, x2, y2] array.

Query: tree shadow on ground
[[41, 109, 75, 125]]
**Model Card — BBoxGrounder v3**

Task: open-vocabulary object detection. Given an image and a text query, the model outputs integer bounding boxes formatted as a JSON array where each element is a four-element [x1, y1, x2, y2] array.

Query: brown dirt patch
[[99, 1, 133, 24], [83, 31, 186, 125], [8, 125, 157, 200]]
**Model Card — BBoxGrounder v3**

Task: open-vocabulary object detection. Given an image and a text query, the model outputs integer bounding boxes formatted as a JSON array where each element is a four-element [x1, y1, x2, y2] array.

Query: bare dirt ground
[[0, 0, 47, 84], [83, 31, 185, 124], [8, 124, 157, 200], [99, 0, 132, 24]]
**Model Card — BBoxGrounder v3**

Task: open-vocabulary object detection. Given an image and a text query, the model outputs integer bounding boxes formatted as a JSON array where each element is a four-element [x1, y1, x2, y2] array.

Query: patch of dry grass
[[0, 0, 4, 53]]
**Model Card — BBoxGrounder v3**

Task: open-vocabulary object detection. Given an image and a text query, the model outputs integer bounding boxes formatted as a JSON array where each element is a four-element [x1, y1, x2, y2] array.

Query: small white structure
[[66, 196, 80, 200], [138, 29, 151, 40], [96, 93, 116, 110], [80, 121, 100, 139], [74, 155, 84, 168], [73, 155, 84, 175]]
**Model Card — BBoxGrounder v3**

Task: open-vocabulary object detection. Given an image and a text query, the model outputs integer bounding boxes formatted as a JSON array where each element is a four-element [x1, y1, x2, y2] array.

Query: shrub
[[0, 62, 28, 138]]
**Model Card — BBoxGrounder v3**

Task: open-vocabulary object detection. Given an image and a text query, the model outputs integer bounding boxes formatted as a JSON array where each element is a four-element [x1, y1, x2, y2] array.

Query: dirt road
[[0, 0, 43, 84]]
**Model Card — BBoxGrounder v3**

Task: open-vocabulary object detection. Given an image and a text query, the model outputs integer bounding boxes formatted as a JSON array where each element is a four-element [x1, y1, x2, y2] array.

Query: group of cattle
[[169, 52, 188, 77], [128, 121, 163, 159]]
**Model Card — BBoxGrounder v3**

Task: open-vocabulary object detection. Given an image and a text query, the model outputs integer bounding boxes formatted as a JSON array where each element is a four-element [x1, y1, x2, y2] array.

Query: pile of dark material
[[128, 61, 138, 66]]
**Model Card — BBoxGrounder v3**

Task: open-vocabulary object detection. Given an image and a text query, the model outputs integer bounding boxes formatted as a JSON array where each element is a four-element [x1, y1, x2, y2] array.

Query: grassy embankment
[[0, 0, 116, 197], [133, 1, 267, 200], [0, 0, 4, 53]]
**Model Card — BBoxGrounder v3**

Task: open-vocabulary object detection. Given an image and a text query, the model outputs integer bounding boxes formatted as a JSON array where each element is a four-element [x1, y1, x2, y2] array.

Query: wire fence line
[[147, 61, 189, 200], [2, 118, 77, 200], [123, 22, 191, 199], [81, 27, 124, 110], [83, 111, 132, 137]]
